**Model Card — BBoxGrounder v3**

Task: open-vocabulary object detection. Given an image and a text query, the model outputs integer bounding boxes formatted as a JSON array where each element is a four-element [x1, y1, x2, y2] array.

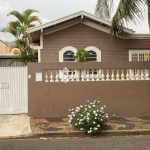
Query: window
[[84, 46, 101, 62], [129, 50, 150, 76], [63, 50, 75, 61], [59, 46, 101, 62], [86, 50, 97, 61], [129, 50, 150, 62], [59, 46, 77, 62]]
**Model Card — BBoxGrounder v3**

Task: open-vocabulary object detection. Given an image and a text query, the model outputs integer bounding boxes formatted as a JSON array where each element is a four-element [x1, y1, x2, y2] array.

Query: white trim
[[27, 11, 134, 34], [32, 30, 43, 50], [125, 34, 150, 39], [38, 49, 41, 62], [84, 46, 101, 62], [59, 46, 77, 62], [27, 11, 112, 33], [129, 50, 132, 62]]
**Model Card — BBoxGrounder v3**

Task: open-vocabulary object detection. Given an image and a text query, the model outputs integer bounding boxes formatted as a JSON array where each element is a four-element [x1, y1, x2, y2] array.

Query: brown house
[[26, 11, 150, 118], [27, 11, 150, 63]]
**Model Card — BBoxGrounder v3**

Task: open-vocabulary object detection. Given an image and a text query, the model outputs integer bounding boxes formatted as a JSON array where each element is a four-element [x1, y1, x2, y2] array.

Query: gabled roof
[[27, 11, 136, 43]]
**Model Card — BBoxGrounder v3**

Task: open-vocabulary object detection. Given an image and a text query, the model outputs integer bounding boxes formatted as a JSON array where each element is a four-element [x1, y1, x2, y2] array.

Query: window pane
[[63, 50, 75, 62], [86, 50, 97, 62]]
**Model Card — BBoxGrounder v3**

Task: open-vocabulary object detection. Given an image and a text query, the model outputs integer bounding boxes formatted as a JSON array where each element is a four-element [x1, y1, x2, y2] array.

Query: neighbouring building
[[0, 40, 24, 67]]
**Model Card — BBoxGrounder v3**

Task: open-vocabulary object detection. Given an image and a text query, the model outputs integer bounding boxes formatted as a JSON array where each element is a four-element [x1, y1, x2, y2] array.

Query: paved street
[[0, 136, 150, 150]]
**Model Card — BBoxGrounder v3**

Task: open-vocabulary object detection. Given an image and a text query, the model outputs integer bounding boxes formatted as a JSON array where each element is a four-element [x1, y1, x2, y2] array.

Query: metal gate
[[0, 67, 28, 114]]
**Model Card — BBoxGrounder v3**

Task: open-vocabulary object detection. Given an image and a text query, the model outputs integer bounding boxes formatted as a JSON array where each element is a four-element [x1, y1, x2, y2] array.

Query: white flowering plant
[[68, 100, 112, 134]]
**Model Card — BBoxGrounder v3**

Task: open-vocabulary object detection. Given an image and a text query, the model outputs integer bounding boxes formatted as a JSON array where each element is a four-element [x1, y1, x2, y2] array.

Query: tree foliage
[[95, 0, 150, 37], [0, 9, 41, 65]]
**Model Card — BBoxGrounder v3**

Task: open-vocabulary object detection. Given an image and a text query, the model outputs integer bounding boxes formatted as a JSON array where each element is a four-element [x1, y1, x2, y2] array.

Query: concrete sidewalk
[[0, 115, 32, 139], [1, 115, 150, 139]]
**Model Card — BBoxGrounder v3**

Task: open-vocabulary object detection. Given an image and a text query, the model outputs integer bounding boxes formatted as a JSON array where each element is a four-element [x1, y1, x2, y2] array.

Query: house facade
[[27, 11, 150, 63], [26, 11, 150, 118]]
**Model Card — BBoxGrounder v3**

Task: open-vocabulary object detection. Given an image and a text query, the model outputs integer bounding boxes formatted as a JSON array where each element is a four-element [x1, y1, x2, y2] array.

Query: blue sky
[[0, 0, 149, 41]]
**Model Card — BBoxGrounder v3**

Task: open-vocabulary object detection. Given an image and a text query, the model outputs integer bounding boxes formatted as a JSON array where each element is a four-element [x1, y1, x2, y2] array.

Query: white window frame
[[59, 46, 77, 62], [59, 46, 101, 62], [129, 50, 150, 62], [84, 46, 101, 62]]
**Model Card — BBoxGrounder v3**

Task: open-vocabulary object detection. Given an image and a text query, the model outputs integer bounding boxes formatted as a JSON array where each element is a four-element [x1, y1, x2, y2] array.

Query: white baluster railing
[[126, 70, 130, 81], [45, 71, 48, 82], [101, 70, 105, 81], [50, 71, 54, 82], [141, 69, 144, 80], [146, 69, 149, 80], [76, 70, 80, 82], [131, 70, 135, 80], [86, 70, 90, 81], [116, 70, 120, 81], [71, 70, 75, 82], [136, 70, 139, 80], [81, 70, 85, 81], [111, 70, 115, 81], [55, 71, 59, 82], [91, 70, 95, 81], [44, 68, 150, 83], [106, 70, 110, 81], [60, 70, 64, 82], [96, 69, 100, 81], [121, 70, 125, 81]]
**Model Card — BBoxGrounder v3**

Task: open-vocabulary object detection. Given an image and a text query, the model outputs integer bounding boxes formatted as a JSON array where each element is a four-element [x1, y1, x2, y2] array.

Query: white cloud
[[0, 2, 11, 16], [0, 32, 15, 42], [41, 17, 51, 24]]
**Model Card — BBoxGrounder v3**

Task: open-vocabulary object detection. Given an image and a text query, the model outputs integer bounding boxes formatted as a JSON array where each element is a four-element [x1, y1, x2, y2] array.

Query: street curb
[[0, 134, 34, 140], [1, 130, 150, 139], [33, 129, 150, 138]]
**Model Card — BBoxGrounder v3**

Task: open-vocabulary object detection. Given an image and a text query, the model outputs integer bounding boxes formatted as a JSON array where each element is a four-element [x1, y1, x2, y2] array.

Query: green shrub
[[68, 100, 112, 134], [74, 49, 89, 62]]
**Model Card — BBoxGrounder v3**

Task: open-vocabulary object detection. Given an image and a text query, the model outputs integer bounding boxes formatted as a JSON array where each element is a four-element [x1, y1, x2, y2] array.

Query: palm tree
[[1, 9, 41, 65], [95, 0, 150, 37], [2, 9, 41, 39], [1, 21, 22, 40]]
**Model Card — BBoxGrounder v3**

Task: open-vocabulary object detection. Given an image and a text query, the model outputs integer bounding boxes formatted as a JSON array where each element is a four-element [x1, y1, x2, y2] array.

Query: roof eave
[[123, 34, 150, 39], [26, 11, 136, 42]]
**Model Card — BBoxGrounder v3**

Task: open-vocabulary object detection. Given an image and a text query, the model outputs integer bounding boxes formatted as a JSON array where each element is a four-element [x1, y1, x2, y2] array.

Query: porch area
[[28, 62, 150, 118]]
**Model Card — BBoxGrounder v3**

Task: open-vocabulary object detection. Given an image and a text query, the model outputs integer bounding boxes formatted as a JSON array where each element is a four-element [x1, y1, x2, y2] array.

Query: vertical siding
[[0, 67, 27, 114]]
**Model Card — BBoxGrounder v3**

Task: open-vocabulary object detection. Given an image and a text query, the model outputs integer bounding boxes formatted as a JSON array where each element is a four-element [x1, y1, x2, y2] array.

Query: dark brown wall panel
[[28, 62, 150, 118], [28, 81, 150, 118]]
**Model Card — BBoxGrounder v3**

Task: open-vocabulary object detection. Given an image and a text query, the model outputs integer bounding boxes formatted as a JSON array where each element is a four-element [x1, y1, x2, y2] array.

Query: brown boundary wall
[[28, 62, 150, 118]]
